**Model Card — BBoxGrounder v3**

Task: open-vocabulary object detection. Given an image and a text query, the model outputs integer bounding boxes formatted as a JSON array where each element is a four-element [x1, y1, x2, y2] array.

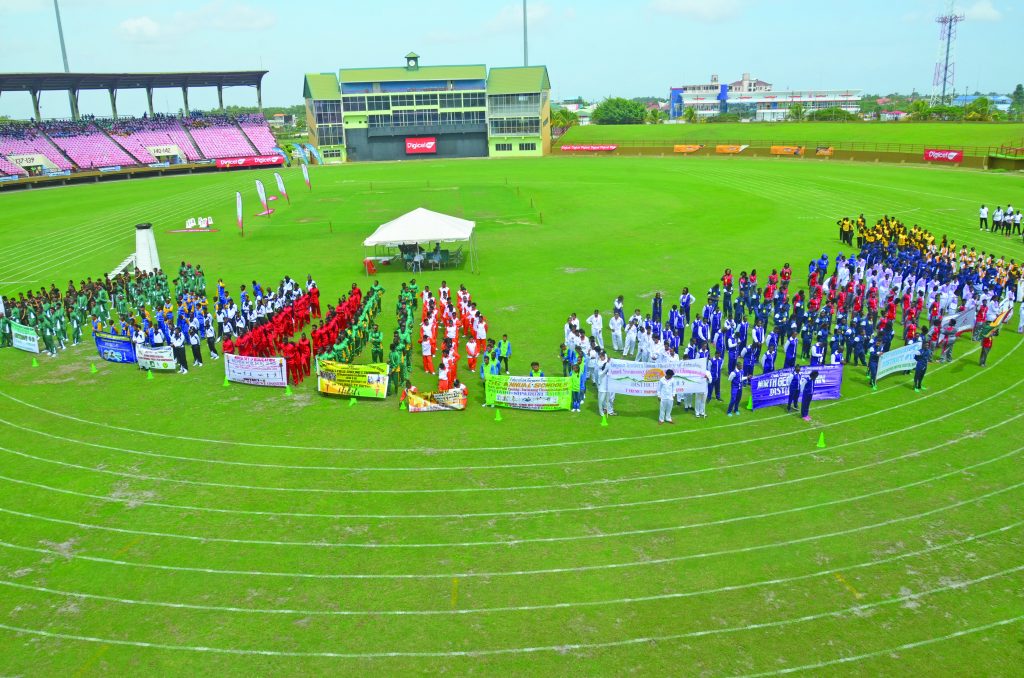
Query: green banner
[[316, 359, 389, 399], [484, 374, 572, 411]]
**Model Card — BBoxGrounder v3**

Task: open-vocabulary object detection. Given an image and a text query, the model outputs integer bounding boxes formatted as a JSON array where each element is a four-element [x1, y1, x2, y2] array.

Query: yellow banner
[[316, 360, 389, 398], [407, 389, 468, 412], [815, 146, 834, 157], [715, 144, 748, 154], [673, 144, 704, 153], [771, 145, 805, 156]]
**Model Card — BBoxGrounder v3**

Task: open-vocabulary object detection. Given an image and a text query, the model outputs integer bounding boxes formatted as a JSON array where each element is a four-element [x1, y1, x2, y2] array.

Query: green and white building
[[303, 54, 550, 163]]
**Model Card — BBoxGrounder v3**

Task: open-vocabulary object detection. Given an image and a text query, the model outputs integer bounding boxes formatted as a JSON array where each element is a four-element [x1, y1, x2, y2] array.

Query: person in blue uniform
[[708, 352, 723, 402], [800, 369, 819, 421], [726, 365, 746, 416], [786, 365, 803, 412]]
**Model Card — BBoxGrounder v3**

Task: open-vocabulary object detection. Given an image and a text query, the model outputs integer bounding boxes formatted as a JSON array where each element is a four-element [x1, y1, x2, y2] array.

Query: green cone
[[399, 399, 407, 410], [816, 432, 826, 449], [90, 363, 98, 374], [285, 385, 293, 396], [494, 409, 503, 422], [31, 358, 39, 367], [223, 377, 231, 387], [746, 396, 753, 411], [600, 414, 609, 427], [349, 397, 357, 407], [146, 370, 154, 380]]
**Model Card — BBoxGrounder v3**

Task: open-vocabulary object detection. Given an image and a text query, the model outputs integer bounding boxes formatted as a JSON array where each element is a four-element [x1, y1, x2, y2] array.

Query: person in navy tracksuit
[[708, 352, 723, 402], [726, 365, 746, 416], [800, 370, 819, 421], [786, 365, 803, 412]]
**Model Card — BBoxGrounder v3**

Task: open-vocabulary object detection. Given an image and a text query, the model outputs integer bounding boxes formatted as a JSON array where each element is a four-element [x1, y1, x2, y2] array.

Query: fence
[[555, 138, 1002, 158]]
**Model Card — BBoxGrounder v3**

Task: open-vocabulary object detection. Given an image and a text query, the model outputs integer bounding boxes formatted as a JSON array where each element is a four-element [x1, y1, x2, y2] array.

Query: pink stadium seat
[[184, 115, 257, 158], [0, 124, 74, 172], [102, 116, 202, 163], [237, 114, 279, 155], [43, 121, 137, 169]]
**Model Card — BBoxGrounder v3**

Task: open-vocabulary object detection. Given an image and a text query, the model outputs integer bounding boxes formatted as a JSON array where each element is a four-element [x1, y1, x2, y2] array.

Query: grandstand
[[0, 71, 286, 187]]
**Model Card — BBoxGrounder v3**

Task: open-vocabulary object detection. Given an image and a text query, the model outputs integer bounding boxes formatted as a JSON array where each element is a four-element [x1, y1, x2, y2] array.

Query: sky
[[0, 0, 1020, 119]]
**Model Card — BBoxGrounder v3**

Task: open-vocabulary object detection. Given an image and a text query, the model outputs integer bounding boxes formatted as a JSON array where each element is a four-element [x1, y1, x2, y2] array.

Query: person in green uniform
[[387, 343, 402, 395], [0, 313, 11, 348], [369, 324, 383, 363]]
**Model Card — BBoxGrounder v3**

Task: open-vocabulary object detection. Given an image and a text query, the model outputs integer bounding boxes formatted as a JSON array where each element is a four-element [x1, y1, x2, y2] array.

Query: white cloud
[[649, 0, 743, 22], [964, 0, 1001, 22], [118, 16, 162, 41], [116, 1, 276, 43], [486, 2, 552, 33]]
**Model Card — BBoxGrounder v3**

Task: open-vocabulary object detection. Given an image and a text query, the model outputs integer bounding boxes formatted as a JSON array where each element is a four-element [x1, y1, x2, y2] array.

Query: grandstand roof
[[0, 71, 268, 93], [339, 64, 486, 84], [486, 66, 551, 95], [303, 73, 341, 100]]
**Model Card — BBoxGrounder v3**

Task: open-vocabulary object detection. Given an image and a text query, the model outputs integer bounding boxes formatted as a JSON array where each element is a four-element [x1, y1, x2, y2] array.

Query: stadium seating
[[183, 114, 258, 159], [0, 122, 74, 173], [2, 114, 277, 173], [41, 120, 138, 169], [101, 116, 203, 163], [237, 114, 279, 155]]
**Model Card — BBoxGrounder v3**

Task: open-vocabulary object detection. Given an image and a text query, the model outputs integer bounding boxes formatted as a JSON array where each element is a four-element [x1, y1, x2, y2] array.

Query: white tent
[[363, 208, 478, 273]]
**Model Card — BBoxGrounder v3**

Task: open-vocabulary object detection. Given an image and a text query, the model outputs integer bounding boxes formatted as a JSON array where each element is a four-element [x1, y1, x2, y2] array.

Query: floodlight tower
[[930, 2, 965, 106]]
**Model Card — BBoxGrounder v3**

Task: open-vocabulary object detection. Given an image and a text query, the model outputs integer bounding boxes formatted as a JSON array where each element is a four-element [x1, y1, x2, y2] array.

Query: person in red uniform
[[282, 341, 300, 384], [222, 336, 235, 355], [298, 334, 312, 377], [309, 284, 321, 319]]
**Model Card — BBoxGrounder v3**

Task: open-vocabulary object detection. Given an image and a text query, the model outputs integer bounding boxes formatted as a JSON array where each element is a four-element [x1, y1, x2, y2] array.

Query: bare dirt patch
[[39, 537, 79, 560], [563, 267, 587, 274], [108, 482, 157, 509]]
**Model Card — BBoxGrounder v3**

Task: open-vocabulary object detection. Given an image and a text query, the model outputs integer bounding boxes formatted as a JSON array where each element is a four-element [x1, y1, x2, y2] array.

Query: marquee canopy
[[363, 208, 475, 247]]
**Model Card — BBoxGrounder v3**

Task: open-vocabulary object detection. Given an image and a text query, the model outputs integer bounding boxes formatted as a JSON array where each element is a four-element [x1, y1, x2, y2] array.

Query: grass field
[[557, 121, 1024, 148], [1, 156, 1023, 675]]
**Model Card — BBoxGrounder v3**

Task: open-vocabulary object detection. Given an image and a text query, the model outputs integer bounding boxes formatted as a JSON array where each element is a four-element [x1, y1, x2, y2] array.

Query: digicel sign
[[405, 137, 437, 154]]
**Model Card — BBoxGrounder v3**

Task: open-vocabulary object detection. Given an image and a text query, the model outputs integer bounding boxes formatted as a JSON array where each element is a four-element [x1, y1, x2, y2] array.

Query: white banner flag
[[137, 345, 177, 371], [274, 171, 289, 204], [235, 191, 243, 232], [301, 163, 311, 190], [11, 321, 40, 353], [941, 308, 975, 337], [607, 358, 708, 396], [877, 341, 921, 381], [225, 353, 287, 387], [255, 179, 269, 215]]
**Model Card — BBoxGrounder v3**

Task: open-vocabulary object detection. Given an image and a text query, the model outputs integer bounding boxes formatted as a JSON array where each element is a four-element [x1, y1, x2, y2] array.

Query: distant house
[[951, 95, 1013, 112], [880, 110, 909, 121], [876, 97, 892, 105]]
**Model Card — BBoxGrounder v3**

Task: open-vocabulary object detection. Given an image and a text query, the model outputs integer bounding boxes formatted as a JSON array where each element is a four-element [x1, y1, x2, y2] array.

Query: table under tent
[[362, 208, 479, 274]]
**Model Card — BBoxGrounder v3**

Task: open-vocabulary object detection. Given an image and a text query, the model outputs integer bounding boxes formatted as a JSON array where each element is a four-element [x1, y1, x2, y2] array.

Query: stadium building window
[[495, 143, 513, 151], [439, 93, 462, 109], [322, 148, 343, 158], [488, 93, 541, 117], [368, 114, 392, 127], [342, 96, 366, 111], [367, 95, 391, 111], [462, 92, 486, 108], [489, 118, 540, 136], [519, 143, 537, 151], [415, 93, 438, 106], [391, 94, 414, 107]]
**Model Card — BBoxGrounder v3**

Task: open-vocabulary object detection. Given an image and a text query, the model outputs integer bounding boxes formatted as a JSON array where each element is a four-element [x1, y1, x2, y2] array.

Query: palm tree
[[787, 103, 805, 122], [908, 99, 931, 121], [645, 108, 667, 124], [551, 108, 580, 137], [683, 106, 698, 124]]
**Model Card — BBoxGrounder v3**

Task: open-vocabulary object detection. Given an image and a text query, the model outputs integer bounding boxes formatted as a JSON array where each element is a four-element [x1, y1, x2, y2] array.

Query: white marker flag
[[274, 171, 289, 204], [301, 162, 311, 190], [235, 191, 243, 232], [255, 179, 269, 215]]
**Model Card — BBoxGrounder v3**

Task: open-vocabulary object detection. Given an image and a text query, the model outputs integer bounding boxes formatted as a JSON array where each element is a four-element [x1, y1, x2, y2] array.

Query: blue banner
[[43, 169, 71, 177], [94, 331, 136, 364], [750, 364, 843, 410], [271, 146, 291, 167], [304, 143, 324, 165], [0, 175, 20, 182]]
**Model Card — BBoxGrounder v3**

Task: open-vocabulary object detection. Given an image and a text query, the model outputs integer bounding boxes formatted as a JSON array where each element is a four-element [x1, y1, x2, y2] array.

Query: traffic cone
[[600, 414, 609, 427], [746, 396, 753, 411], [494, 409, 503, 422], [399, 399, 407, 410], [223, 377, 230, 387], [349, 397, 357, 407], [31, 358, 39, 367], [90, 363, 98, 374], [816, 432, 826, 449], [146, 370, 154, 380], [285, 385, 293, 396]]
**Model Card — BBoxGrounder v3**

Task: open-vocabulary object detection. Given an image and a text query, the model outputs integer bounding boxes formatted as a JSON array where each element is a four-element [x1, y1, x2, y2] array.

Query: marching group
[[559, 216, 1021, 424]]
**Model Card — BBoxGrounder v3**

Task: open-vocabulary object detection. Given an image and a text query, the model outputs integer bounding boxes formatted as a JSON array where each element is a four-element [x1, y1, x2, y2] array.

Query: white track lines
[[1, 452, 1020, 561], [0, 520, 1017, 617], [0, 566, 1020, 658]]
